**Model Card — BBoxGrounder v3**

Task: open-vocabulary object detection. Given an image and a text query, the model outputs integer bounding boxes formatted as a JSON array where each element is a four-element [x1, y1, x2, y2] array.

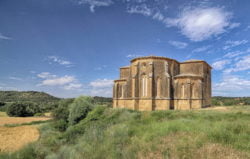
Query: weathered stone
[[113, 56, 212, 110]]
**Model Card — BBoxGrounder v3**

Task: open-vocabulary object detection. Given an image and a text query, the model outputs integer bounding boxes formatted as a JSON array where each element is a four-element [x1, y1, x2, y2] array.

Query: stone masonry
[[113, 56, 212, 110]]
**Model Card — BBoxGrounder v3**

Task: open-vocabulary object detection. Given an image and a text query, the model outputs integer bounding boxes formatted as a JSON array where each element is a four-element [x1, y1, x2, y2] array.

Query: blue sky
[[0, 0, 250, 98]]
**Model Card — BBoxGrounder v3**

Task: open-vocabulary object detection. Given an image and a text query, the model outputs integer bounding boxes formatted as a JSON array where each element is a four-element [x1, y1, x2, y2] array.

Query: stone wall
[[113, 56, 211, 111]]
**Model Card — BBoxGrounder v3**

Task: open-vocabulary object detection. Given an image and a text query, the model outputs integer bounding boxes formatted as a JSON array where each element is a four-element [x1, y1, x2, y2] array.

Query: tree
[[68, 96, 94, 125], [6, 102, 41, 117]]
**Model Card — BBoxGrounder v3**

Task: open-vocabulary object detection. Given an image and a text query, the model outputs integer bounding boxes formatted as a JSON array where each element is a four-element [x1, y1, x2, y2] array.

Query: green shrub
[[52, 119, 68, 132], [6, 102, 41, 117], [34, 112, 45, 117], [52, 98, 74, 121], [0, 101, 5, 107], [68, 96, 94, 126]]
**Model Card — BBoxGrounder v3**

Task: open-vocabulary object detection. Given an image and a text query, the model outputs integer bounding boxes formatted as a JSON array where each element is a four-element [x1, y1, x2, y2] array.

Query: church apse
[[113, 56, 212, 110]]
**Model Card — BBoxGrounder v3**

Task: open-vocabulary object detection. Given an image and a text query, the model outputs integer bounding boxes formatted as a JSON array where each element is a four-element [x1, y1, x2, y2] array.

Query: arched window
[[141, 74, 147, 97], [156, 77, 161, 98], [181, 84, 185, 99]]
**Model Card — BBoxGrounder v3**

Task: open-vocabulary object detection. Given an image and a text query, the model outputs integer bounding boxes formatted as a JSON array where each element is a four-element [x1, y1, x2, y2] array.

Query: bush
[[68, 96, 94, 126], [6, 102, 41, 117], [34, 113, 45, 117], [52, 98, 74, 121], [0, 101, 5, 107]]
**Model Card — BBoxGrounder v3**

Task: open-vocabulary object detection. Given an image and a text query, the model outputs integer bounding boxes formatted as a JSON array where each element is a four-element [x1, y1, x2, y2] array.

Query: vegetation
[[212, 96, 250, 106], [93, 96, 112, 107], [0, 91, 61, 112], [0, 96, 249, 159], [68, 96, 94, 126], [6, 102, 42, 117]]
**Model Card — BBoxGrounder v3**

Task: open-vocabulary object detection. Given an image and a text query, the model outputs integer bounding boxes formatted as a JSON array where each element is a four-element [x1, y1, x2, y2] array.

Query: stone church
[[113, 56, 211, 110]]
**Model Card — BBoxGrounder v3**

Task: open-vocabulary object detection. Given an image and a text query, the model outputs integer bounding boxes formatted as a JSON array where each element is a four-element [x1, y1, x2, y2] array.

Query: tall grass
[[1, 106, 250, 159]]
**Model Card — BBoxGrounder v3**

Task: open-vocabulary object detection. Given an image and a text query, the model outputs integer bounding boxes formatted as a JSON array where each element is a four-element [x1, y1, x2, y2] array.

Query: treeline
[[93, 96, 112, 107], [212, 96, 250, 106], [0, 91, 61, 112]]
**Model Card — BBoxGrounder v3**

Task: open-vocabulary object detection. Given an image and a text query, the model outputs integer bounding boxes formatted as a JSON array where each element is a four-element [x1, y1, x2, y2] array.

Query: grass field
[[0, 111, 52, 153], [0, 106, 250, 159], [0, 126, 39, 153]]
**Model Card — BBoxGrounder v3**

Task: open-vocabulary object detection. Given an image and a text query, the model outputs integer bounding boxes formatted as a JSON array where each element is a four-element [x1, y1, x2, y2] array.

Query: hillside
[[1, 103, 249, 159], [212, 96, 250, 106], [0, 91, 60, 103]]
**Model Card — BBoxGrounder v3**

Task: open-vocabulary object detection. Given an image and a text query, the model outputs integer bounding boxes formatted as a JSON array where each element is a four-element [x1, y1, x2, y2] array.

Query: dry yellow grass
[[0, 116, 51, 126], [0, 111, 7, 117], [0, 125, 40, 152], [0, 115, 51, 152]]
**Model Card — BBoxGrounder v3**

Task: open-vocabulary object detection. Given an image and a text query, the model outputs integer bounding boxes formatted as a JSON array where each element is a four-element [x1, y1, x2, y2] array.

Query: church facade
[[113, 56, 211, 110]]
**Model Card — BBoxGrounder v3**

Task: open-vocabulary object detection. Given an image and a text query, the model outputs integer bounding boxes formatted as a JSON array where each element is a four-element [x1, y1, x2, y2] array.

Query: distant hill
[[0, 91, 60, 103], [212, 96, 250, 106]]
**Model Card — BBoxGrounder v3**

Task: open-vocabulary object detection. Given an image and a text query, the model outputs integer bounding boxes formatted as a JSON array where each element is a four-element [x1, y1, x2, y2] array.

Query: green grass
[[1, 106, 250, 159], [4, 120, 52, 127]]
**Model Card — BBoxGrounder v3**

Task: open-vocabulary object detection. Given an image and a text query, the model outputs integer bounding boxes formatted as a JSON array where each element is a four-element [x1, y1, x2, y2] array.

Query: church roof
[[130, 56, 178, 63]]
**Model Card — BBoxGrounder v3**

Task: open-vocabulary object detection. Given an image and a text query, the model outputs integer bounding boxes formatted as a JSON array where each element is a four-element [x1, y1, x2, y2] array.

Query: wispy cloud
[[212, 59, 231, 70], [223, 40, 248, 50], [126, 54, 144, 58], [224, 55, 250, 73], [47, 56, 73, 67], [168, 40, 188, 49], [165, 7, 237, 41], [77, 0, 113, 12], [223, 48, 250, 58], [127, 4, 152, 16], [90, 78, 113, 88], [9, 76, 22, 81], [0, 33, 12, 40], [37, 72, 82, 90], [94, 65, 107, 71], [192, 45, 211, 53], [213, 74, 250, 95], [89, 78, 113, 97]]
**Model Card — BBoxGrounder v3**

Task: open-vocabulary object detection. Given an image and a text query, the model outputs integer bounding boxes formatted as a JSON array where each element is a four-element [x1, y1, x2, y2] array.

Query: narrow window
[[142, 75, 147, 97], [182, 84, 185, 99], [156, 77, 161, 97]]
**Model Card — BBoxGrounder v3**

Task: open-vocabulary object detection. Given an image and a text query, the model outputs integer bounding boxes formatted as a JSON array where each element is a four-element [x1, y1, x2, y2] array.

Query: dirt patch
[[0, 116, 51, 126], [0, 126, 40, 152]]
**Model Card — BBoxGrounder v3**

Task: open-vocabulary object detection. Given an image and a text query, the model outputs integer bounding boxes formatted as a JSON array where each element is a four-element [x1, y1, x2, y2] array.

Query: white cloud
[[165, 7, 235, 41], [9, 76, 22, 81], [63, 83, 83, 90], [223, 54, 250, 73], [228, 22, 240, 29], [223, 49, 250, 58], [223, 40, 248, 50], [37, 72, 57, 79], [212, 59, 231, 70], [213, 74, 250, 92], [78, 0, 113, 12], [90, 78, 113, 88], [192, 45, 211, 53], [0, 33, 11, 40], [168, 40, 188, 49], [231, 55, 250, 72], [89, 79, 113, 97], [48, 56, 73, 67], [152, 12, 164, 21], [37, 72, 82, 90], [127, 4, 152, 16], [41, 76, 75, 86], [126, 54, 144, 58]]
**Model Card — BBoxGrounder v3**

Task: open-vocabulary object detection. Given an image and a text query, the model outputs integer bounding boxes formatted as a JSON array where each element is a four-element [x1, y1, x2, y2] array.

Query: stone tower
[[113, 56, 212, 110]]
